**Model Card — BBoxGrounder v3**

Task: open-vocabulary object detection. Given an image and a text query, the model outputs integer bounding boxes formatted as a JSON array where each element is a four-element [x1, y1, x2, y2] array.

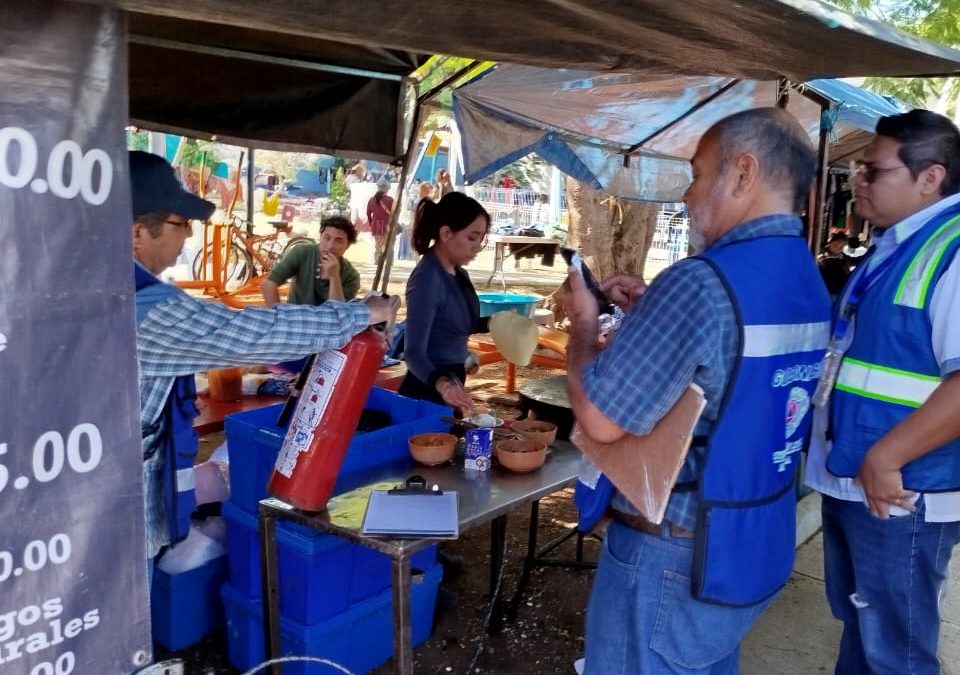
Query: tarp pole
[[812, 105, 832, 253], [374, 101, 424, 292], [247, 147, 256, 234]]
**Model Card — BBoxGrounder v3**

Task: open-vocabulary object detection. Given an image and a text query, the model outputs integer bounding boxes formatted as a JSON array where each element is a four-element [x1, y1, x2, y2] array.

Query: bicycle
[[191, 216, 314, 292]]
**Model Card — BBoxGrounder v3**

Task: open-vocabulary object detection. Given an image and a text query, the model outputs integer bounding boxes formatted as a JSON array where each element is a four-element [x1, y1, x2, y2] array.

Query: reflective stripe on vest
[[177, 466, 196, 492], [743, 321, 830, 358], [836, 357, 941, 408], [894, 214, 960, 309]]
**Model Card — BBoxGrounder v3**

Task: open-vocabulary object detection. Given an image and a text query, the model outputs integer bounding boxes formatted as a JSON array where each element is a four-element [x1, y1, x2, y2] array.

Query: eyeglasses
[[164, 218, 193, 230], [853, 162, 909, 184]]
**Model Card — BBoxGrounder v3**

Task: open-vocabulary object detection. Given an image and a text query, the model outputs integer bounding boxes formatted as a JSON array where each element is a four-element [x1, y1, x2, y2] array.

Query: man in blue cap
[[129, 151, 394, 570]]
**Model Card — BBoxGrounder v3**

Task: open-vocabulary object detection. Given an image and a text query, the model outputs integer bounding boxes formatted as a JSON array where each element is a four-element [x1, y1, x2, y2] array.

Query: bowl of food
[[510, 419, 557, 447], [408, 432, 457, 466], [495, 437, 547, 473]]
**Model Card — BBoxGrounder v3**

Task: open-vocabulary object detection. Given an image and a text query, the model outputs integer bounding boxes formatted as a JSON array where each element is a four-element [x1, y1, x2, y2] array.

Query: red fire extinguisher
[[267, 328, 387, 511]]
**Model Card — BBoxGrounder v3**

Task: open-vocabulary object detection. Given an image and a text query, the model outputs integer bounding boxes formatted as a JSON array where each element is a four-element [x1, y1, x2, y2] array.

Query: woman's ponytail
[[412, 197, 440, 255]]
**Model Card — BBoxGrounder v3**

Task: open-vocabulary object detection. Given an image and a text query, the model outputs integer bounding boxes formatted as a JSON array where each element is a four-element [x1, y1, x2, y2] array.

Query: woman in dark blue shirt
[[399, 192, 490, 414]]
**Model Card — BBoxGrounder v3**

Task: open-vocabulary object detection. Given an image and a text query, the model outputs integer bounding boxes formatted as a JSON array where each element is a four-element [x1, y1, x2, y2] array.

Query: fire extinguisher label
[[275, 349, 349, 477]]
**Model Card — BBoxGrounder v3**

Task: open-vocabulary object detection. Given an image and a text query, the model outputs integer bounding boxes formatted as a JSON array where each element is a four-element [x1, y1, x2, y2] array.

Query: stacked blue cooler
[[220, 387, 449, 674]]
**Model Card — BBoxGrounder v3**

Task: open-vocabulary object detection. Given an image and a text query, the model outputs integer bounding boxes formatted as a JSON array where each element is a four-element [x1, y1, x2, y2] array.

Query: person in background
[[805, 109, 960, 675], [818, 230, 851, 297], [129, 151, 394, 573], [566, 108, 830, 674], [418, 180, 434, 202], [433, 168, 454, 201], [367, 179, 395, 264], [260, 216, 360, 307], [400, 192, 490, 415]]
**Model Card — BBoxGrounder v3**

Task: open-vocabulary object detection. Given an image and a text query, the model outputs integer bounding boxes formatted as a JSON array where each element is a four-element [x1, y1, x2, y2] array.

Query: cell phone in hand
[[561, 248, 615, 315]]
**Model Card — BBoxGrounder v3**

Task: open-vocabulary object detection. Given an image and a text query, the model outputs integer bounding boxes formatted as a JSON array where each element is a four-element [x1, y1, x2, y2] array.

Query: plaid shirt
[[582, 215, 805, 530], [137, 264, 371, 557]]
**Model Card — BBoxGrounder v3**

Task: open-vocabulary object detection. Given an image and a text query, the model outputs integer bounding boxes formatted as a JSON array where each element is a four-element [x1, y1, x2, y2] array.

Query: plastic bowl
[[408, 433, 457, 466], [496, 438, 547, 473], [510, 419, 557, 447]]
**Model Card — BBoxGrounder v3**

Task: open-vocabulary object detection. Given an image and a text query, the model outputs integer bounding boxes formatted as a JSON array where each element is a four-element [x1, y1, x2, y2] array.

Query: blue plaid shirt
[[582, 215, 806, 530], [137, 263, 371, 557]]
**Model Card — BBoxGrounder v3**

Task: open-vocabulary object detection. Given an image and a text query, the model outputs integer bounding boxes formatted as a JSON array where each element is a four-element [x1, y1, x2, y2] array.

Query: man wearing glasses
[[806, 110, 960, 674], [129, 151, 394, 575]]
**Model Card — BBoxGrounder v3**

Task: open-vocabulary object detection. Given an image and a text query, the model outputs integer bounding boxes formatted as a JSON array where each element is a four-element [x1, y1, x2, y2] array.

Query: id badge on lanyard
[[812, 249, 897, 408]]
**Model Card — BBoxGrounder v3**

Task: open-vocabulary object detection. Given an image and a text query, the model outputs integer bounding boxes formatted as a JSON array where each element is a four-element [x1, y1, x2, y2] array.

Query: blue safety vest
[[827, 206, 960, 491], [135, 265, 199, 545], [575, 234, 830, 606]]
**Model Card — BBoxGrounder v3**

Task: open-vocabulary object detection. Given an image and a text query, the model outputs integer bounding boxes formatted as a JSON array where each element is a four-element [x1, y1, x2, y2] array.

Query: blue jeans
[[822, 495, 960, 675], [583, 522, 775, 675]]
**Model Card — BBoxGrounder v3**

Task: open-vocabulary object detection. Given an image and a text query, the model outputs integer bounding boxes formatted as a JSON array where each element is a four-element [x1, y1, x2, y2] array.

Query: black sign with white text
[[0, 3, 152, 673]]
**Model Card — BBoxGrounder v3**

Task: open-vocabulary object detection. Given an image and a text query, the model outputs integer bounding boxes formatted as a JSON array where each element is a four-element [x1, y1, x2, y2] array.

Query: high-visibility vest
[[827, 206, 960, 491], [135, 264, 199, 545]]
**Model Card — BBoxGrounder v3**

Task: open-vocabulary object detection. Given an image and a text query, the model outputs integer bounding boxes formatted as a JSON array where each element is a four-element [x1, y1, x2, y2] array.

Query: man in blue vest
[[565, 108, 831, 674], [129, 151, 394, 571], [805, 109, 960, 674]]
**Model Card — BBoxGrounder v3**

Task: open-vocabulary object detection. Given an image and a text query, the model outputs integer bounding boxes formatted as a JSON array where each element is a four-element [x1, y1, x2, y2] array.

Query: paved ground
[[742, 494, 960, 675]]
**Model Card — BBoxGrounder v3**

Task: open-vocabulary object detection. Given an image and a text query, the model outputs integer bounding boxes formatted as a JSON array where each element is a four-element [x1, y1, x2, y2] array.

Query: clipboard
[[361, 476, 460, 539], [571, 384, 706, 525]]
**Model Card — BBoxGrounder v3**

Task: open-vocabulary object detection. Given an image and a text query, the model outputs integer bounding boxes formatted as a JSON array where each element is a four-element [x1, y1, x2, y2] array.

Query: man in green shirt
[[261, 216, 362, 306]]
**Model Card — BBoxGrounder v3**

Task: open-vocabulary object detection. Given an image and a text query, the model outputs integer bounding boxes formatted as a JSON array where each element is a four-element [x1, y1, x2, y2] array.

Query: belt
[[609, 509, 695, 539]]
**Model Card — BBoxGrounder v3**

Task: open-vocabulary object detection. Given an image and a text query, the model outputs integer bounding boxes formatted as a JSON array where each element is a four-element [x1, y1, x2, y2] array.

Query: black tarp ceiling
[[73, 0, 960, 157]]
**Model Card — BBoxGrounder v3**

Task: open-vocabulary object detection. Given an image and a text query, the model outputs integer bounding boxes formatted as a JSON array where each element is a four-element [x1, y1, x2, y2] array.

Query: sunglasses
[[853, 162, 909, 184], [164, 218, 194, 230]]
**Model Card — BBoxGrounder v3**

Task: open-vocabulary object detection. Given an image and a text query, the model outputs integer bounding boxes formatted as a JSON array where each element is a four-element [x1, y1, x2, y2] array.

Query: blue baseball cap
[[129, 150, 216, 220]]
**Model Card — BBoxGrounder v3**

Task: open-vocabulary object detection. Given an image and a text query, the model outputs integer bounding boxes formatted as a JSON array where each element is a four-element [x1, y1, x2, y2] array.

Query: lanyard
[[833, 245, 902, 342]]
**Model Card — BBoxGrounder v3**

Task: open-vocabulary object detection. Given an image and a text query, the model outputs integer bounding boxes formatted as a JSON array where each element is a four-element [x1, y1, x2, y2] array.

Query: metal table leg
[[488, 514, 508, 634], [391, 555, 414, 675], [259, 511, 283, 675]]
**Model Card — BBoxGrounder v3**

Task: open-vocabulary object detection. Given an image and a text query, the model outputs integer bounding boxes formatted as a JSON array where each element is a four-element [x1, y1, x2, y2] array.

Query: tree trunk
[[546, 177, 659, 323]]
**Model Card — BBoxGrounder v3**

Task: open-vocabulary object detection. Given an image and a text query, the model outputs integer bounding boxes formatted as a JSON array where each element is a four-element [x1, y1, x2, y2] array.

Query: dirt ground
[[167, 354, 599, 675]]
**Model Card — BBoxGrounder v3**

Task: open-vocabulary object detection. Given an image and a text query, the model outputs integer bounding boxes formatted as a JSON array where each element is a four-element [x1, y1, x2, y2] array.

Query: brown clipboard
[[570, 384, 706, 524]]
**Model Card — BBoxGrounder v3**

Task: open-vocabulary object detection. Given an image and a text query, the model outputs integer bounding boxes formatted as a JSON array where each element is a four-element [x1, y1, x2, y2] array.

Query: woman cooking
[[399, 192, 490, 416]]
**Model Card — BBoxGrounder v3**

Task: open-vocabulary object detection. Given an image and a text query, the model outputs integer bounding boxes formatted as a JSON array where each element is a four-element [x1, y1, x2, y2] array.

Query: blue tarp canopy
[[453, 66, 906, 202]]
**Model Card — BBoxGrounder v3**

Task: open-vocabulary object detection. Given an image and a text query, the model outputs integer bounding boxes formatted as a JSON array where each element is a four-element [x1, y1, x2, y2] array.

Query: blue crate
[[151, 554, 228, 651], [222, 563, 442, 674], [222, 501, 438, 624], [477, 292, 541, 318], [226, 387, 451, 513]]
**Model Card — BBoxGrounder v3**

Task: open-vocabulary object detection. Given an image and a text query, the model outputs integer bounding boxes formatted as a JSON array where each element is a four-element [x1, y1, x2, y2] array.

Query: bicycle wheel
[[280, 235, 315, 257], [192, 242, 254, 291]]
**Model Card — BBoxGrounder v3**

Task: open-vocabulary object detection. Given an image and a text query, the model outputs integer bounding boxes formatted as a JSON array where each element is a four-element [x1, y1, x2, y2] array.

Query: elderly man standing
[[805, 109, 960, 675], [129, 151, 394, 567], [566, 108, 831, 674]]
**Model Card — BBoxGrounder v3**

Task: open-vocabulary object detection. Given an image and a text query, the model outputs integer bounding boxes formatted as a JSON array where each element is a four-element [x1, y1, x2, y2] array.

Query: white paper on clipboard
[[361, 490, 460, 539]]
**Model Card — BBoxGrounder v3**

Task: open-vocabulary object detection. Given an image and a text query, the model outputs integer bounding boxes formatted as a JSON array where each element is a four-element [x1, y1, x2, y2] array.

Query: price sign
[[0, 3, 151, 674]]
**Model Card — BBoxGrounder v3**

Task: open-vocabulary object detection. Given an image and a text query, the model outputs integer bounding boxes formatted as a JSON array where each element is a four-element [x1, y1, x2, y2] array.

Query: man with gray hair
[[566, 108, 831, 673]]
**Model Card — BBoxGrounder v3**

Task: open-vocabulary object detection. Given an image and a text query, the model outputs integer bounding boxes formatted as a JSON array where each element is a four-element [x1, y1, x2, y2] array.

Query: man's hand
[[317, 252, 341, 280], [600, 274, 646, 311], [363, 295, 395, 326], [856, 446, 916, 518], [565, 267, 599, 333]]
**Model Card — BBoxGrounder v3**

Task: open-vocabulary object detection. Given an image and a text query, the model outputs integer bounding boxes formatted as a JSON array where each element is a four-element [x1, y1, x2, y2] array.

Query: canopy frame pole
[[624, 78, 741, 156], [246, 147, 255, 234], [793, 84, 834, 254], [373, 60, 483, 292]]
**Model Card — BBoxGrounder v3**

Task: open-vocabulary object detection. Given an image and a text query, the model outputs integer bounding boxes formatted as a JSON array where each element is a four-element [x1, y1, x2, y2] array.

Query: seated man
[[261, 216, 361, 306]]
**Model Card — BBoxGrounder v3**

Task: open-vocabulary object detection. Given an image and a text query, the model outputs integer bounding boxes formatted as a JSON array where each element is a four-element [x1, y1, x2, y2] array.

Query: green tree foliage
[[828, 0, 960, 119], [328, 167, 349, 214]]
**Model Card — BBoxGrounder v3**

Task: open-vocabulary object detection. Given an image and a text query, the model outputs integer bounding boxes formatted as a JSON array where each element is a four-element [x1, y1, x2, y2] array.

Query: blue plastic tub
[[477, 292, 541, 318], [222, 563, 442, 674], [151, 554, 228, 651], [226, 387, 451, 513], [221, 500, 437, 624]]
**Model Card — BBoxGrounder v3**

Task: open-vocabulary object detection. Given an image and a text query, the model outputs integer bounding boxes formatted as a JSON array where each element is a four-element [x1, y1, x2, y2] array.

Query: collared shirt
[[805, 193, 960, 522], [136, 262, 371, 557], [582, 215, 805, 531]]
